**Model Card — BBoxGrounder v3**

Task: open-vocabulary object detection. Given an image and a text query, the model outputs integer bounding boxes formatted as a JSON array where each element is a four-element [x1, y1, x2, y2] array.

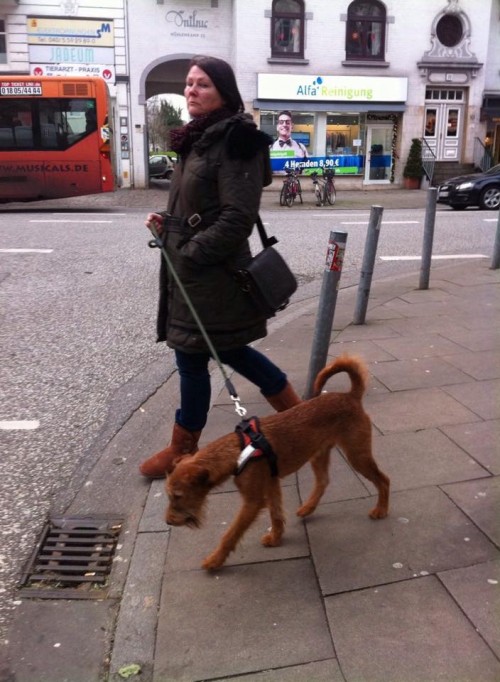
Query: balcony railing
[[473, 137, 493, 172], [420, 137, 436, 185]]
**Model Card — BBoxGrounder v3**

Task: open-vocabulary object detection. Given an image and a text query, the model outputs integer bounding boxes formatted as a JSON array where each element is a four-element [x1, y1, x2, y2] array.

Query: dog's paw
[[202, 552, 226, 570], [369, 506, 388, 520], [261, 531, 282, 547], [296, 502, 316, 517]]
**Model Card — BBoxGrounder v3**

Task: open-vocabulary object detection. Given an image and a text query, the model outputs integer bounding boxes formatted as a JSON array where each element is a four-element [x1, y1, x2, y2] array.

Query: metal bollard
[[491, 208, 500, 270], [419, 187, 438, 289], [304, 230, 348, 399], [353, 205, 384, 325]]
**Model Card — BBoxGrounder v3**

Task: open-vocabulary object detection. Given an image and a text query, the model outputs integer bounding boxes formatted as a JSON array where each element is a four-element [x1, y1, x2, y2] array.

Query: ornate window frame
[[418, 0, 482, 80]]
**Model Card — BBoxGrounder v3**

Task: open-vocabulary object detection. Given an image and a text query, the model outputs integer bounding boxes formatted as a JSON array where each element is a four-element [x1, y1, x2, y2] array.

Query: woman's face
[[184, 65, 225, 118]]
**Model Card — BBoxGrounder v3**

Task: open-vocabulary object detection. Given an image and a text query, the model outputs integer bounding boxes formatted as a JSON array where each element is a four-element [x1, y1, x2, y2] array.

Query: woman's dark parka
[[156, 113, 273, 352]]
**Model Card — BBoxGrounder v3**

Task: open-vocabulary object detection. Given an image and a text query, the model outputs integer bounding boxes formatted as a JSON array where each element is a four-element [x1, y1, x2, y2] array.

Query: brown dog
[[166, 354, 390, 570]]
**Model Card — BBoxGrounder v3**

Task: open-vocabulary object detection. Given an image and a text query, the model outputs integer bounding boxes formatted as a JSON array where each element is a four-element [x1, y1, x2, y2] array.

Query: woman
[[140, 55, 301, 478]]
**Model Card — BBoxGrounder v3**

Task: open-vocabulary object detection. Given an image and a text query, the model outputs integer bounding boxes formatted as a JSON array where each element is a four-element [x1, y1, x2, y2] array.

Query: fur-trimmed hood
[[194, 113, 273, 160]]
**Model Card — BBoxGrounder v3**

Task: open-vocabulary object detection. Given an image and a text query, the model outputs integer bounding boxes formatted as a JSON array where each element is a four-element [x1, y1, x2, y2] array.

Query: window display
[[260, 110, 364, 175]]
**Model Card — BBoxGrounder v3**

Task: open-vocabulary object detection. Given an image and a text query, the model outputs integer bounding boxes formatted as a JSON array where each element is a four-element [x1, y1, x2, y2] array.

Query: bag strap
[[255, 215, 278, 248]]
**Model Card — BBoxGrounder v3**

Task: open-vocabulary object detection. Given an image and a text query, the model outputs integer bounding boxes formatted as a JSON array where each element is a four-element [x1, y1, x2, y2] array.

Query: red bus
[[0, 75, 115, 201]]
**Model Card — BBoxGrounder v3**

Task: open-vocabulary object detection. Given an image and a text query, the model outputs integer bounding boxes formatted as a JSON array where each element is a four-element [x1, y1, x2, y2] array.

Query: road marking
[[381, 254, 488, 261], [54, 212, 126, 216], [0, 248, 53, 253], [312, 213, 369, 217], [29, 220, 113, 224], [0, 420, 40, 430], [340, 220, 420, 225], [483, 218, 498, 222]]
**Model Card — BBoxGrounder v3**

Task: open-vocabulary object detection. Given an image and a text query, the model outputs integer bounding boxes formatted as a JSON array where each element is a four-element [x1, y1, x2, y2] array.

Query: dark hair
[[278, 110, 293, 121], [189, 55, 244, 114]]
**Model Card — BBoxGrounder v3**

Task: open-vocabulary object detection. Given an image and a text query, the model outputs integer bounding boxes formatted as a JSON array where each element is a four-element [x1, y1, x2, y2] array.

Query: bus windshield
[[0, 76, 115, 201]]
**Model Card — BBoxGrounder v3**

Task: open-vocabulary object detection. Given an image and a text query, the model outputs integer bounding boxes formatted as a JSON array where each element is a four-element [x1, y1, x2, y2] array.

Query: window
[[346, 1, 386, 61], [0, 19, 6, 64], [0, 97, 97, 151], [436, 14, 463, 48], [425, 88, 463, 101], [271, 0, 304, 59], [424, 109, 437, 137]]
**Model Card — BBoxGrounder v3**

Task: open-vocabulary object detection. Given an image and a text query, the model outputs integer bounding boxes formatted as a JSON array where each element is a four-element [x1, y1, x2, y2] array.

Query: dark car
[[437, 163, 500, 210], [148, 154, 175, 180]]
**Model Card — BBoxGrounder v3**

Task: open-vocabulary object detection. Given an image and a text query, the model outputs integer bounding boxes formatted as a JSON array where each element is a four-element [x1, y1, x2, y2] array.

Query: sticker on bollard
[[325, 237, 345, 272]]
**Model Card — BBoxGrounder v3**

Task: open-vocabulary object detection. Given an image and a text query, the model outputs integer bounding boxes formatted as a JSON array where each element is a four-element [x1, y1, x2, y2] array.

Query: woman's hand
[[145, 212, 165, 236]]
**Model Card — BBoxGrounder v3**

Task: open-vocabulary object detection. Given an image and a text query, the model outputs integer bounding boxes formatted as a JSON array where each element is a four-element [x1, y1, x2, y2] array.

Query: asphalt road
[[0, 203, 496, 639]]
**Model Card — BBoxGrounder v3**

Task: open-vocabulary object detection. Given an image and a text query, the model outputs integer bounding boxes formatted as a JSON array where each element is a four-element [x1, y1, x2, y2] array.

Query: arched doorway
[[132, 55, 192, 188]]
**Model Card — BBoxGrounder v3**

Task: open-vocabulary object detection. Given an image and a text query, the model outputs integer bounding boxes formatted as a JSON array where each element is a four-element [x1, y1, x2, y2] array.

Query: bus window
[[39, 98, 96, 149], [0, 101, 33, 149]]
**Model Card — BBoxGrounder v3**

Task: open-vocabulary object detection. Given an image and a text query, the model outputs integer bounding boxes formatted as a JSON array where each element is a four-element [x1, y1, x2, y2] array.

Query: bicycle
[[279, 168, 303, 207], [311, 168, 336, 206]]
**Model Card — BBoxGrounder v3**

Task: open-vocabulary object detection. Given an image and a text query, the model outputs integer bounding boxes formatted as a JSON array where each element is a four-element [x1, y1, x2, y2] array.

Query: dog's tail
[[312, 354, 368, 400]]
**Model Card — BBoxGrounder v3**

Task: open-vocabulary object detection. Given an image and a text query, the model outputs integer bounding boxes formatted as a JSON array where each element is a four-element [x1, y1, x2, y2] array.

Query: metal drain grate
[[19, 515, 123, 599]]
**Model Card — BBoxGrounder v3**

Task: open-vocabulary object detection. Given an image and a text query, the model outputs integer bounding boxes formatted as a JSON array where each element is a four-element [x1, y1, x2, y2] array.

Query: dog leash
[[148, 222, 247, 418]]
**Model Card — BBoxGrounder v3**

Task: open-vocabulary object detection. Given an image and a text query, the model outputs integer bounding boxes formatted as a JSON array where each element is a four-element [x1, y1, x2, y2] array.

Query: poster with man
[[270, 110, 308, 163]]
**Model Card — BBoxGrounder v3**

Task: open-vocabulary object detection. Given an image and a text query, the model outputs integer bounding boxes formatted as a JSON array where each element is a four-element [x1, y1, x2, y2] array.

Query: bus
[[0, 75, 115, 201]]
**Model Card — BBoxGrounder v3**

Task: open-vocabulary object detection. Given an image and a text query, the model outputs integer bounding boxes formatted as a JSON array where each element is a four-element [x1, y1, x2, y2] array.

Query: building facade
[[1, 0, 498, 190]]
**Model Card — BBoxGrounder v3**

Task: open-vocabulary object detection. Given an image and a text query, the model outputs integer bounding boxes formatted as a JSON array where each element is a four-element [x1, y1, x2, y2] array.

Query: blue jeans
[[174, 346, 287, 431]]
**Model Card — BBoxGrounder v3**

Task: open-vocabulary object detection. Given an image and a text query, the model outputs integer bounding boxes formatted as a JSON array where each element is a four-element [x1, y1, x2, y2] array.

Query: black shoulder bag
[[235, 216, 297, 318]]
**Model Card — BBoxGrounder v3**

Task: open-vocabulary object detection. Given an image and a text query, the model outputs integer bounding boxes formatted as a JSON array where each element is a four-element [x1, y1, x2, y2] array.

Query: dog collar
[[235, 417, 278, 477]]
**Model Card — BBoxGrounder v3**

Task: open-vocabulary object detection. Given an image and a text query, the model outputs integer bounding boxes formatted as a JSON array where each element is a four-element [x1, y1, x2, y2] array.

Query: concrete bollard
[[304, 230, 348, 399], [353, 205, 384, 325], [419, 187, 438, 289]]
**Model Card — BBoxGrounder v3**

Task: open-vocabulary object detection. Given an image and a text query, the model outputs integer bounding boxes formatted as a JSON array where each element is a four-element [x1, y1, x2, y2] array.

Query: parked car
[[148, 154, 175, 180], [437, 163, 500, 210]]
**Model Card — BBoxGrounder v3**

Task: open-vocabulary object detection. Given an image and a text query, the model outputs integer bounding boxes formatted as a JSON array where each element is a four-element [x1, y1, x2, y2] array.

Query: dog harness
[[235, 417, 278, 477]]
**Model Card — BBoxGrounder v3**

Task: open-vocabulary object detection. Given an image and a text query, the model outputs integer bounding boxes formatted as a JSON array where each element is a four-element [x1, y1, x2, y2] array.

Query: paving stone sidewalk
[[3, 188, 500, 682], [7, 258, 499, 682]]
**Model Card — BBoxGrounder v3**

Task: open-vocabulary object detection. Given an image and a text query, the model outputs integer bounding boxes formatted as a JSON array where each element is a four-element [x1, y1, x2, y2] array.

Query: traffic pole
[[419, 187, 438, 289], [304, 230, 348, 399], [353, 205, 383, 325], [491, 208, 500, 269]]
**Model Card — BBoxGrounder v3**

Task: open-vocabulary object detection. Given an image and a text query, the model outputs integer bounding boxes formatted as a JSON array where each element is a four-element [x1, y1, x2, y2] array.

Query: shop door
[[365, 125, 393, 183], [423, 101, 464, 161]]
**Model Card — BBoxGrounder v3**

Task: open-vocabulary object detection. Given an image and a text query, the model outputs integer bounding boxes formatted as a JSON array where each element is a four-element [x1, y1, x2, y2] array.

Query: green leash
[[149, 223, 247, 418]]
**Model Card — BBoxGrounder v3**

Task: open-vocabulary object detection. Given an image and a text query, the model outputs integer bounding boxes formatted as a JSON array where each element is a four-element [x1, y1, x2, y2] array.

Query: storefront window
[[260, 110, 365, 175], [326, 113, 363, 174]]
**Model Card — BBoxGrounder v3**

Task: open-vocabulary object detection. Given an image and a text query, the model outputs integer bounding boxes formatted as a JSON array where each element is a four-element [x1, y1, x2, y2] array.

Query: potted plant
[[403, 138, 424, 189]]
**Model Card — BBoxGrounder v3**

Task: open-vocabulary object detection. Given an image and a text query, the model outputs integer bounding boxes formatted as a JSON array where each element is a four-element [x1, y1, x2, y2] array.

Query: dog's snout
[[166, 506, 190, 527]]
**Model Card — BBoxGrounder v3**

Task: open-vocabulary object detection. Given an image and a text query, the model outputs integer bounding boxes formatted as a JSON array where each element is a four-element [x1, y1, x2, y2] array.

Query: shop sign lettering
[[270, 155, 364, 175], [258, 74, 408, 103], [165, 9, 211, 39]]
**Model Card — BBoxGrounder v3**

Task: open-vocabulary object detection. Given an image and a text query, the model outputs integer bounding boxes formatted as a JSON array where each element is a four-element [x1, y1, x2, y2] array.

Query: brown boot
[[264, 381, 301, 412], [139, 423, 202, 478]]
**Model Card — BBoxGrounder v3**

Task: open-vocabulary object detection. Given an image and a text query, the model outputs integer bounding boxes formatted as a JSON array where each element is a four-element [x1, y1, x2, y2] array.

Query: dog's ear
[[194, 467, 211, 487]]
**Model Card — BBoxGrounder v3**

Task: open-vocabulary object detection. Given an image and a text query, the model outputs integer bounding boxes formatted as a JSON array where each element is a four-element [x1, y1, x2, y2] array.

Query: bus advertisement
[[0, 75, 115, 201]]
